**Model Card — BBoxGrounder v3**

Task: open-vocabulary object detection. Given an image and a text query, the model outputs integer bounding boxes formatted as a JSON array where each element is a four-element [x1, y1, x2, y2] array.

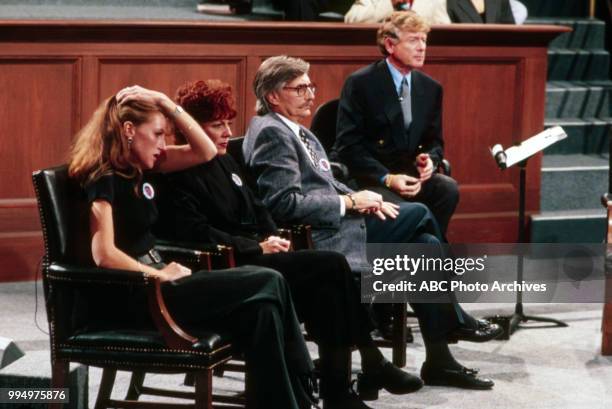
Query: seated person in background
[[67, 85, 316, 409], [243, 54, 503, 390], [345, 0, 451, 24], [336, 11, 458, 237], [447, 0, 515, 24], [156, 79, 423, 409]]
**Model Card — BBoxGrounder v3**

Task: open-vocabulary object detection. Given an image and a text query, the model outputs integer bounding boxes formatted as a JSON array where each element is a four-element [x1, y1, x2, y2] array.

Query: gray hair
[[253, 55, 310, 115]]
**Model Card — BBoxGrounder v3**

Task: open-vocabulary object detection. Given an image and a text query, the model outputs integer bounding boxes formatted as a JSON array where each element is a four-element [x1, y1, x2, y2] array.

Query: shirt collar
[[385, 58, 412, 95], [276, 112, 302, 137]]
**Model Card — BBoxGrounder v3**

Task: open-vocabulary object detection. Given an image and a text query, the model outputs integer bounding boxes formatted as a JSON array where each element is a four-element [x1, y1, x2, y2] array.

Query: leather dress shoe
[[421, 363, 494, 390], [322, 391, 373, 409], [448, 319, 503, 343], [356, 360, 423, 400]]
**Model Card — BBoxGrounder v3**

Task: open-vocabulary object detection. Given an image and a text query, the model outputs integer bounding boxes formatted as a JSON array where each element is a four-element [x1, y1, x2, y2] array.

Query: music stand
[[487, 126, 569, 339]]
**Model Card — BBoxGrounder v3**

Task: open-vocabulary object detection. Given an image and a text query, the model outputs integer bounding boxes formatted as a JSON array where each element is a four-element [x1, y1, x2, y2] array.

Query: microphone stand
[[488, 159, 568, 338]]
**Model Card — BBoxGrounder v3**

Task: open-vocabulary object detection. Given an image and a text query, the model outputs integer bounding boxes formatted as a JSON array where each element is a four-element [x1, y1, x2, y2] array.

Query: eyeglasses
[[282, 83, 317, 97]]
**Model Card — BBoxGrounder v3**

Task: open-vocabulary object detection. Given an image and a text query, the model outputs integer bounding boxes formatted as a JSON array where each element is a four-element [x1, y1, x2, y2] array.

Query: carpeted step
[[530, 208, 606, 243], [529, 18, 605, 50], [546, 81, 612, 119], [540, 154, 609, 211], [543, 118, 610, 155], [522, 0, 589, 18], [548, 48, 610, 81]]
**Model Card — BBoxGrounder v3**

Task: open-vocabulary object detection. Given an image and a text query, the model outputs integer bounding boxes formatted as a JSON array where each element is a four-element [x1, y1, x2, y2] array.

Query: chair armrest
[[154, 243, 212, 270], [438, 159, 451, 176], [330, 161, 349, 181], [47, 262, 197, 349], [277, 224, 313, 250], [155, 240, 235, 269]]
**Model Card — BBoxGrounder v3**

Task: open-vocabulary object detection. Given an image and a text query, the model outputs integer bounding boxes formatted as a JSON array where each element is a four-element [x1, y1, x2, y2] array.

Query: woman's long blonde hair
[[68, 96, 160, 186]]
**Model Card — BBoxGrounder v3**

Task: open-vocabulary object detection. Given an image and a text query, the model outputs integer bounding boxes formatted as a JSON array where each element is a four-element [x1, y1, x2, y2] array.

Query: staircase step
[[540, 154, 609, 211], [530, 209, 606, 243], [522, 0, 589, 18], [529, 18, 606, 50], [548, 49, 610, 81], [546, 80, 612, 119], [543, 118, 610, 155]]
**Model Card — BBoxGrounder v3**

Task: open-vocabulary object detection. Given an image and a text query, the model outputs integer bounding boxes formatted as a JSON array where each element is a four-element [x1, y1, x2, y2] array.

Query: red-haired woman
[[68, 85, 316, 409], [154, 80, 425, 409]]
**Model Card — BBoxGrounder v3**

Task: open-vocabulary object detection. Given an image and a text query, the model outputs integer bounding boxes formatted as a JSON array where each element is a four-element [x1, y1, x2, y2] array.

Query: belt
[[136, 248, 163, 265]]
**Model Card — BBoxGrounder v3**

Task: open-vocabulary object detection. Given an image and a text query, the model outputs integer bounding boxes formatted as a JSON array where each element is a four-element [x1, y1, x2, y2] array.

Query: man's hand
[[344, 190, 384, 212], [159, 262, 192, 282], [371, 201, 400, 220], [259, 236, 291, 254], [416, 153, 434, 182], [387, 174, 422, 198]]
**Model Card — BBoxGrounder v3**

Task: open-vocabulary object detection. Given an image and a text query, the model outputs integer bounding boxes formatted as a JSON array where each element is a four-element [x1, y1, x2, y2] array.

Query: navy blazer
[[447, 0, 515, 24], [334, 59, 444, 186]]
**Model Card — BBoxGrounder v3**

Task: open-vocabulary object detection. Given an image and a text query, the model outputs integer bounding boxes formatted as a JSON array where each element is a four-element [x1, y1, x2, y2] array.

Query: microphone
[[491, 144, 507, 169]]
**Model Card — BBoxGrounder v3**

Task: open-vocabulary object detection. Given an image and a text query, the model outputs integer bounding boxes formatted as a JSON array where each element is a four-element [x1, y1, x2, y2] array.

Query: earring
[[127, 137, 133, 149]]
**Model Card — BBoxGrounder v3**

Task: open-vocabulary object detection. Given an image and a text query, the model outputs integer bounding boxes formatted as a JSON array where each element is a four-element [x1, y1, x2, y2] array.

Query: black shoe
[[356, 360, 423, 400], [420, 364, 494, 390], [374, 323, 414, 343], [448, 319, 503, 343], [322, 391, 373, 409]]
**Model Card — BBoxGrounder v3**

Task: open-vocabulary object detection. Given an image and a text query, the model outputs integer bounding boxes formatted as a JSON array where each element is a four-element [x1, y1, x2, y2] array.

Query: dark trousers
[[161, 266, 313, 409], [365, 201, 463, 342], [368, 173, 459, 236], [243, 250, 377, 398]]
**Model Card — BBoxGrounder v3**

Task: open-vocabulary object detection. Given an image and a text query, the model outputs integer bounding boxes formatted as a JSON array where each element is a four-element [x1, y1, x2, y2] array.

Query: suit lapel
[[374, 60, 406, 148], [457, 0, 482, 23], [484, 0, 496, 23]]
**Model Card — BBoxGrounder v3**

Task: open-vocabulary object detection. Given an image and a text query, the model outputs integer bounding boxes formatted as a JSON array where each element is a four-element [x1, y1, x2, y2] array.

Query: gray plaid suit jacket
[[243, 113, 370, 272]]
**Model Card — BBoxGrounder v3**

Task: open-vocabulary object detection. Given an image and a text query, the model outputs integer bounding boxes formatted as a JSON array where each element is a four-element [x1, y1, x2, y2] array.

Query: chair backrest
[[309, 98, 339, 154], [228, 136, 258, 190], [32, 165, 94, 267]]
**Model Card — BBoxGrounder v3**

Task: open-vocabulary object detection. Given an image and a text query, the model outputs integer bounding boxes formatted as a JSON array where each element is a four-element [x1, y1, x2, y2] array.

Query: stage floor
[[1, 280, 611, 409]]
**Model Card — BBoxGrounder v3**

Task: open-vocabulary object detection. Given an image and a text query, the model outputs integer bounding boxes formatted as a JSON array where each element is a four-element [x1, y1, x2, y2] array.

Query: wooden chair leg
[[125, 371, 146, 400], [392, 303, 407, 368], [50, 358, 69, 409], [603, 303, 612, 355], [194, 370, 213, 409], [94, 368, 117, 409]]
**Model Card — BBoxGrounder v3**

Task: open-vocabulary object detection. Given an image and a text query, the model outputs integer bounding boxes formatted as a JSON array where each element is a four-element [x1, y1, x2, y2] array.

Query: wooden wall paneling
[[0, 21, 569, 281], [97, 57, 247, 134]]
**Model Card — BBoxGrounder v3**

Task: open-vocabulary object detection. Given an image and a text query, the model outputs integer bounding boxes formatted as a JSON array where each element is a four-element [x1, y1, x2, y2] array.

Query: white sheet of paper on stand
[[490, 126, 567, 169]]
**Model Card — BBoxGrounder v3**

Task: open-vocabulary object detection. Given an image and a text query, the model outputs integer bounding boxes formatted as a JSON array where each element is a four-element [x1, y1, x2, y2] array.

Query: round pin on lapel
[[231, 173, 243, 187], [142, 182, 155, 200], [318, 158, 330, 172]]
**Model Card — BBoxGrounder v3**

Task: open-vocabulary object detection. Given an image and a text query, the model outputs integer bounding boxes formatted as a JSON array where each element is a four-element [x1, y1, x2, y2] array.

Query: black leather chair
[[33, 165, 244, 409]]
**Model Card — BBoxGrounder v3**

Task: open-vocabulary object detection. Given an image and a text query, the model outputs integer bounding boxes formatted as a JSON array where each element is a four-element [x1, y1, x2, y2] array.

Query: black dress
[[85, 172, 314, 409], [447, 0, 515, 24]]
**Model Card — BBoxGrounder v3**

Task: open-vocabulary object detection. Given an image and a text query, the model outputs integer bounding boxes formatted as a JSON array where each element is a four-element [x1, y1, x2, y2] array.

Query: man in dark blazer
[[447, 0, 515, 24], [335, 10, 459, 236], [244, 54, 502, 393]]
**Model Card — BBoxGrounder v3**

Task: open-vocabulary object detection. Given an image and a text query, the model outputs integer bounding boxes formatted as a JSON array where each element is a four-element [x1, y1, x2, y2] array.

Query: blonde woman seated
[[67, 85, 316, 409]]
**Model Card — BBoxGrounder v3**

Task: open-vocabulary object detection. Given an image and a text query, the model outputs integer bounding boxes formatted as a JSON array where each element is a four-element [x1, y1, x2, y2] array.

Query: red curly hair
[[175, 79, 237, 123]]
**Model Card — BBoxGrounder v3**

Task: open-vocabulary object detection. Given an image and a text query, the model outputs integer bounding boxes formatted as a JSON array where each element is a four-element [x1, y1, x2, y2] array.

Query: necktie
[[400, 77, 412, 130], [299, 128, 319, 164]]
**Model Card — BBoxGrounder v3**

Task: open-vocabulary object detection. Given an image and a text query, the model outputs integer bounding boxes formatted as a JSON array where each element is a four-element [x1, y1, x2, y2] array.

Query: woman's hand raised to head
[[116, 85, 174, 113]]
